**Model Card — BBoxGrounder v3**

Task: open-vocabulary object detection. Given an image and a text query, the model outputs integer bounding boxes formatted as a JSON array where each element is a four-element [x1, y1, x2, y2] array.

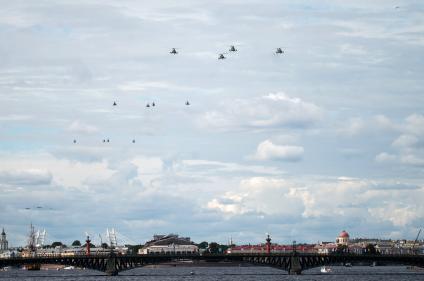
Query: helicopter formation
[[169, 45, 285, 60], [72, 44, 285, 145], [72, 99, 192, 144]]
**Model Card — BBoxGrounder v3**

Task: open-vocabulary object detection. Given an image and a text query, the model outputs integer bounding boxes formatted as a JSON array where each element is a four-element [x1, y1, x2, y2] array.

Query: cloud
[[198, 92, 322, 131], [252, 140, 304, 162], [0, 169, 52, 186], [375, 152, 397, 163], [67, 120, 99, 134], [374, 114, 424, 167]]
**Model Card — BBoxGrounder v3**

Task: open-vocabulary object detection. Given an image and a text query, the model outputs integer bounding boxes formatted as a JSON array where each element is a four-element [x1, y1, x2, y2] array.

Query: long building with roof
[[139, 234, 198, 255]]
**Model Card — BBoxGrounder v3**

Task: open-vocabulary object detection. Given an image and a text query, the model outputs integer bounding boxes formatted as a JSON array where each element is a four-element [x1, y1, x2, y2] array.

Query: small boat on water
[[320, 266, 332, 273], [63, 266, 75, 270]]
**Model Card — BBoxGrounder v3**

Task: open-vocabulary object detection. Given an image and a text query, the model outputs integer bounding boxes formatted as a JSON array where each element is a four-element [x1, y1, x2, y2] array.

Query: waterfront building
[[139, 234, 198, 255], [227, 244, 316, 254], [336, 230, 350, 246], [314, 242, 338, 254], [0, 228, 8, 251]]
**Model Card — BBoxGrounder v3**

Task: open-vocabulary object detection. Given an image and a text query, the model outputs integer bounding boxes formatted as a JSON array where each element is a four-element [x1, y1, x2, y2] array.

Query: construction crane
[[412, 229, 421, 254]]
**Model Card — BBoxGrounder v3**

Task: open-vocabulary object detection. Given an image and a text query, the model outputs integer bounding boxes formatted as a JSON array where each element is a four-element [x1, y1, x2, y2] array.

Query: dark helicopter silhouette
[[152, 102, 155, 107], [146, 103, 150, 108], [113, 101, 117, 106], [73, 139, 77, 144], [132, 139, 136, 143], [229, 45, 237, 52], [186, 101, 190, 106], [218, 53, 226, 60], [170, 48, 178, 54], [276, 48, 284, 54]]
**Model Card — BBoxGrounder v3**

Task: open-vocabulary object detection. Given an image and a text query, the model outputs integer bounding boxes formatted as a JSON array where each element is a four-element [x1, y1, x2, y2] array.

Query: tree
[[72, 240, 81, 247], [208, 242, 219, 254], [197, 241, 208, 249], [51, 241, 64, 248], [364, 243, 378, 255], [82, 242, 96, 248], [336, 244, 349, 254]]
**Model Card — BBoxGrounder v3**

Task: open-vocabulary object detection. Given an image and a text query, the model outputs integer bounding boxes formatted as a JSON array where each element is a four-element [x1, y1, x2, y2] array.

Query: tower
[[86, 235, 91, 256], [265, 234, 271, 254], [0, 228, 8, 251]]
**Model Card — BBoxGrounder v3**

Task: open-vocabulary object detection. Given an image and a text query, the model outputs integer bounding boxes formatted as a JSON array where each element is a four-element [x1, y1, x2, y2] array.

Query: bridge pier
[[105, 252, 118, 276], [288, 256, 302, 275]]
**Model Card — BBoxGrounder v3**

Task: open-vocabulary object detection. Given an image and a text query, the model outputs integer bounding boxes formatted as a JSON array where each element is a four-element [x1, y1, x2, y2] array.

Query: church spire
[[1, 228, 5, 236]]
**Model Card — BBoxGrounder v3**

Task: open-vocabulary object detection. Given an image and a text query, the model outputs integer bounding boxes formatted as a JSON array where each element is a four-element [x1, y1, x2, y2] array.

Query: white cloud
[[67, 120, 99, 134], [375, 152, 397, 163], [368, 206, 418, 227], [0, 169, 52, 186], [375, 114, 424, 167], [392, 134, 419, 148], [198, 92, 322, 131], [252, 140, 304, 162]]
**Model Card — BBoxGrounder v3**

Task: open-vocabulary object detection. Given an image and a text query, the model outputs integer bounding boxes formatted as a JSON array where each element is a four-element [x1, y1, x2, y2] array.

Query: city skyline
[[0, 1, 423, 246]]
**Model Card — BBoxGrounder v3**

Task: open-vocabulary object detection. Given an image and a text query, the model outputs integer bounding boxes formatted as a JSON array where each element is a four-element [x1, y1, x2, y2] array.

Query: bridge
[[1, 252, 424, 275]]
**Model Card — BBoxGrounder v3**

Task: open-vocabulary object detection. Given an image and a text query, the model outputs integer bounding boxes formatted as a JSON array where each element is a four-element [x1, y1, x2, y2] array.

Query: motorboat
[[63, 266, 75, 270], [320, 266, 332, 273]]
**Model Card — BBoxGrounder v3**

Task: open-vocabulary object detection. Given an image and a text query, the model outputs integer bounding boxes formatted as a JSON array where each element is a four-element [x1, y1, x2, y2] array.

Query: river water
[[1, 266, 423, 280]]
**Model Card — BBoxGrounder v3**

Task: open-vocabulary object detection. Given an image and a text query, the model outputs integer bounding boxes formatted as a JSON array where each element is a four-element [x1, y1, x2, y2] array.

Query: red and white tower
[[86, 235, 91, 256], [265, 234, 271, 254]]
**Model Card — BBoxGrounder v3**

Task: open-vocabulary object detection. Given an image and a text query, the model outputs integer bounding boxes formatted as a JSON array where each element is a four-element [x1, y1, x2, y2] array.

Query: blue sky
[[0, 0, 423, 247]]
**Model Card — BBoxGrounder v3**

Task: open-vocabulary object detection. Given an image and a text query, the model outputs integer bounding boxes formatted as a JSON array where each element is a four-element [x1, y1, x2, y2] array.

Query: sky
[[0, 0, 424, 247]]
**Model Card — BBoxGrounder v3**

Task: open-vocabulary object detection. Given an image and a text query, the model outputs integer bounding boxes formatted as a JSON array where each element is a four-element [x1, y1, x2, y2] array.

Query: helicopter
[[229, 45, 237, 52], [152, 102, 155, 107], [132, 139, 136, 143], [73, 139, 77, 144], [170, 48, 178, 54], [146, 103, 150, 108], [186, 101, 190, 106], [113, 101, 117, 106], [218, 53, 226, 60], [276, 48, 284, 54]]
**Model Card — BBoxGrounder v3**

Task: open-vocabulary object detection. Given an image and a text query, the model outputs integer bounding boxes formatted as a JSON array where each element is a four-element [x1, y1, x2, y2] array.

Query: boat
[[63, 266, 75, 270], [320, 266, 332, 273], [344, 263, 352, 267]]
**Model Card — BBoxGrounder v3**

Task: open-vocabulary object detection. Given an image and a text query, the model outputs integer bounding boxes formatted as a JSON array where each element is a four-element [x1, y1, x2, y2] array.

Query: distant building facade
[[139, 234, 198, 255], [0, 228, 8, 251], [336, 230, 349, 246]]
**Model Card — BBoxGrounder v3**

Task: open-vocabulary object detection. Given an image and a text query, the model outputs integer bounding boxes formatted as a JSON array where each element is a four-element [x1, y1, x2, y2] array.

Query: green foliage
[[82, 242, 95, 248], [197, 241, 208, 249], [208, 242, 219, 254], [72, 240, 81, 246], [51, 241, 64, 248], [125, 244, 144, 254], [364, 243, 378, 254], [336, 244, 349, 253]]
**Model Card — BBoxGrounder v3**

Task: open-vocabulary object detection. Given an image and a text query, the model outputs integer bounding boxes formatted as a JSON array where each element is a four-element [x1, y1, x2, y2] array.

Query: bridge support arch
[[105, 252, 118, 276], [288, 256, 302, 275]]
